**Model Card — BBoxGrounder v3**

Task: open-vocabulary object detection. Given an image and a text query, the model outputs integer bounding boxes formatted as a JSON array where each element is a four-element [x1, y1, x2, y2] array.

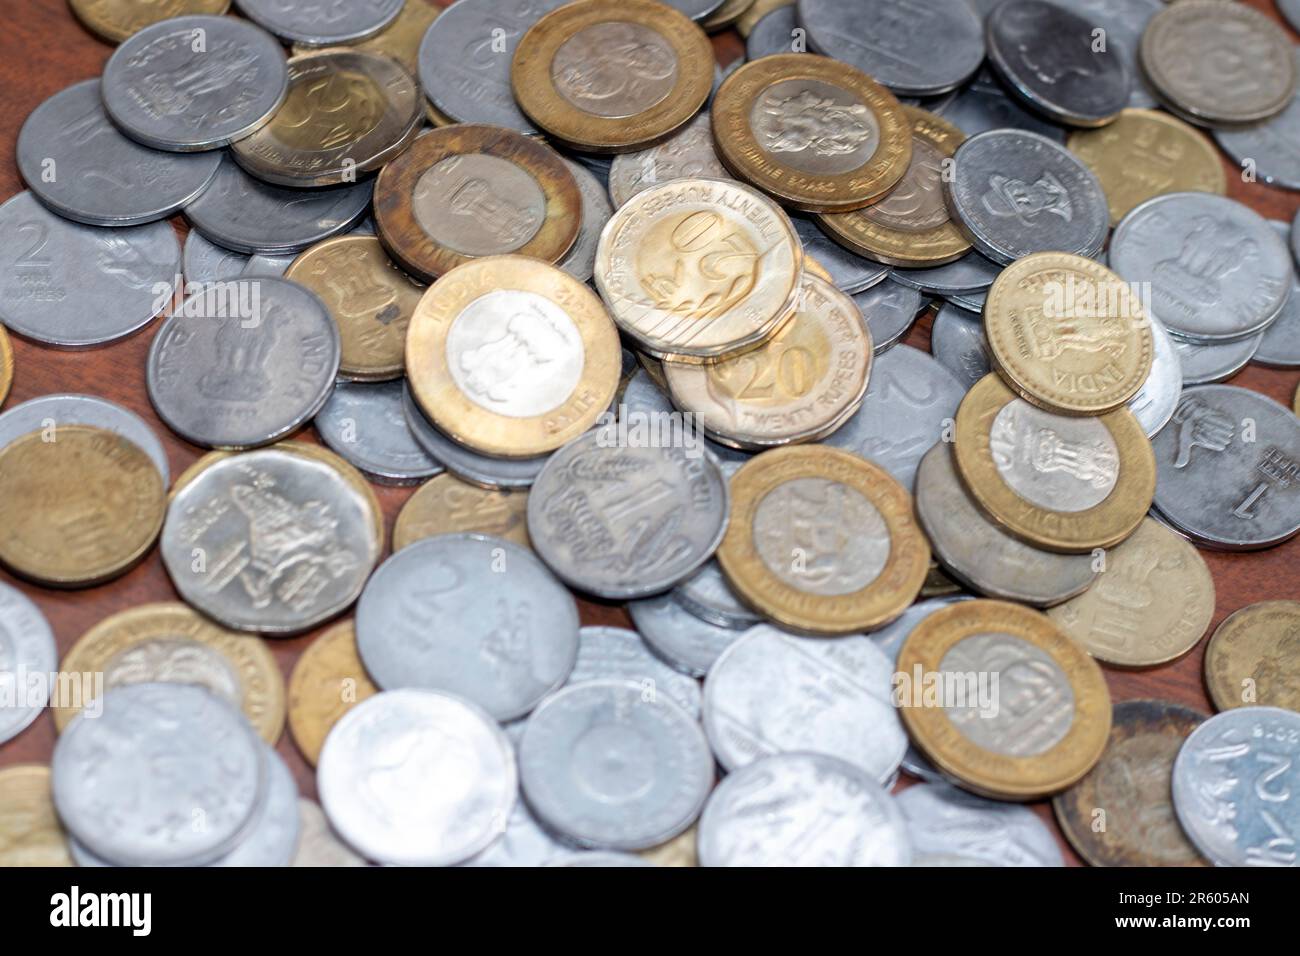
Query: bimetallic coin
[[628, 593, 747, 678], [69, 0, 231, 43], [1205, 602, 1300, 714], [1254, 221, 1300, 368], [698, 752, 912, 866], [1172, 707, 1300, 867], [569, 626, 702, 718], [291, 0, 439, 73], [287, 621, 377, 767], [318, 689, 516, 867], [1127, 316, 1182, 438], [184, 230, 251, 284], [930, 302, 991, 390], [607, 113, 729, 209], [1214, 52, 1300, 192], [314, 381, 440, 485], [394, 474, 530, 552], [558, 160, 613, 284], [0, 765, 72, 867], [898, 783, 1064, 867], [519, 680, 712, 850], [293, 799, 369, 867], [234, 0, 402, 45], [1173, 334, 1261, 387], [101, 16, 288, 152], [0, 585, 56, 745]]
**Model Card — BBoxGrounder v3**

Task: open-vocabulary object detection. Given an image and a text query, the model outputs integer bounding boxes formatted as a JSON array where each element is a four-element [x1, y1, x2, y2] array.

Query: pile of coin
[[0, 0, 1298, 869]]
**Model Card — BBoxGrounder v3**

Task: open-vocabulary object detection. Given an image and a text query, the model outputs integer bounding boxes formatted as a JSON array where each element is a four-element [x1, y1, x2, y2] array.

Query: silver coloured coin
[[930, 301, 991, 390], [1215, 52, 1300, 192], [746, 6, 800, 61], [627, 592, 747, 678], [518, 680, 713, 850], [824, 344, 966, 492], [916, 443, 1097, 607], [698, 752, 913, 866], [292, 799, 369, 867], [671, 560, 762, 631], [242, 253, 296, 278], [318, 689, 517, 867], [558, 160, 613, 284], [212, 745, 300, 867], [0, 583, 57, 745], [797, 0, 983, 97], [234, 0, 402, 45], [463, 797, 572, 868], [1046, 0, 1161, 110], [186, 155, 374, 256], [989, 401, 1121, 514], [184, 229, 250, 284], [666, 0, 727, 19], [527, 428, 731, 599], [565, 151, 612, 192], [17, 80, 221, 226], [1173, 334, 1261, 386], [897, 782, 1065, 867], [315, 381, 442, 485], [148, 277, 340, 449], [1172, 707, 1300, 867], [944, 129, 1109, 265], [1283, 0, 1300, 33], [703, 625, 906, 784], [569, 626, 702, 718], [0, 191, 180, 348], [548, 852, 653, 867], [1151, 386, 1300, 551], [1253, 221, 1300, 368], [102, 16, 288, 152], [52, 683, 265, 867], [947, 288, 986, 314], [1110, 193, 1293, 344], [356, 534, 579, 721], [161, 449, 380, 633], [619, 366, 753, 470], [1127, 315, 1183, 437], [793, 214, 890, 295], [892, 250, 1001, 297], [936, 69, 1067, 143], [608, 114, 729, 209], [0, 394, 170, 485], [853, 278, 924, 355]]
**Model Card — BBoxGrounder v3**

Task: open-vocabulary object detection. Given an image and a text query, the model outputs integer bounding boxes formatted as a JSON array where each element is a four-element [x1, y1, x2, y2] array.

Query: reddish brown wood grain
[[0, 0, 1296, 866]]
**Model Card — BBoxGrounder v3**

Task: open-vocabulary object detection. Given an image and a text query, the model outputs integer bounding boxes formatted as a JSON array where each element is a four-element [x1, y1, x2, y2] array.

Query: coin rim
[[1204, 600, 1300, 713]]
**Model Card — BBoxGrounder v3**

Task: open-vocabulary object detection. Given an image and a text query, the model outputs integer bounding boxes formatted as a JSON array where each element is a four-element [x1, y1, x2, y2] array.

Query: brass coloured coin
[[0, 765, 73, 867], [69, 0, 230, 44], [287, 620, 378, 766], [0, 324, 12, 408], [1204, 601, 1300, 713], [393, 474, 531, 551]]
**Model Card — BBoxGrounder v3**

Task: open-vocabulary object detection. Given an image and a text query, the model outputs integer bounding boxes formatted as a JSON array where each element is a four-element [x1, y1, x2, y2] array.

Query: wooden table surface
[[1, 0, 1297, 867]]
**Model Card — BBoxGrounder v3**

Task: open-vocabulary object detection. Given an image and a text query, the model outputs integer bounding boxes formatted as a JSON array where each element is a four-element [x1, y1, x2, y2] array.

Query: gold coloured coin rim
[[1203, 600, 1300, 713], [287, 619, 376, 766], [68, 0, 231, 44], [735, 0, 788, 37], [393, 473, 530, 552], [0, 323, 12, 407], [0, 764, 73, 867]]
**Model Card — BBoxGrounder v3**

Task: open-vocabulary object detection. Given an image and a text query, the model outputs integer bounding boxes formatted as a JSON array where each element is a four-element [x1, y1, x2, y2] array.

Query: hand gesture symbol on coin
[[1171, 398, 1235, 468]]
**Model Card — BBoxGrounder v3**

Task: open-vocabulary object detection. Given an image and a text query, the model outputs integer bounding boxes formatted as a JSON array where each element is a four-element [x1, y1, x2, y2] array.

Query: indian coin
[[595, 178, 802, 362], [569, 626, 702, 718], [698, 752, 912, 866], [791, 214, 889, 295], [1048, 518, 1214, 668], [318, 689, 516, 866], [1054, 699, 1207, 867], [0, 394, 170, 485], [954, 375, 1155, 553], [718, 445, 930, 634], [210, 746, 299, 867], [619, 364, 754, 469], [855, 280, 921, 355], [406, 257, 620, 458], [463, 799, 572, 868], [737, 0, 791, 36], [518, 680, 712, 850], [701, 0, 755, 31], [558, 159, 612, 283], [930, 302, 991, 390], [936, 71, 1066, 143], [0, 584, 56, 745], [0, 327, 10, 406], [712, 53, 912, 213], [662, 274, 872, 448], [898, 782, 1064, 867], [1254, 221, 1300, 368], [0, 765, 72, 867], [68, 0, 231, 43], [745, 5, 798, 60], [101, 16, 289, 151], [1214, 51, 1300, 192], [944, 129, 1109, 266], [1151, 386, 1300, 551], [1204, 602, 1300, 714], [234, 0, 402, 46], [892, 250, 1002, 297], [293, 799, 369, 867], [796, 0, 983, 97], [55, 602, 285, 743], [1140, 0, 1296, 127], [512, 0, 715, 153], [375, 126, 581, 282], [184, 229, 250, 283], [394, 474, 530, 551], [52, 683, 266, 866], [1051, 0, 1162, 109], [607, 113, 728, 209], [0, 427, 164, 587], [1173, 333, 1261, 386], [916, 443, 1098, 608], [287, 621, 378, 766], [898, 600, 1113, 800], [528, 429, 730, 598], [638, 826, 698, 868], [1172, 707, 1300, 867], [161, 449, 381, 633], [703, 624, 906, 782], [247, 251, 314, 277], [670, 560, 762, 631], [314, 381, 441, 485], [628, 593, 747, 678], [1127, 316, 1183, 437], [0, 192, 180, 347], [291, 0, 440, 73]]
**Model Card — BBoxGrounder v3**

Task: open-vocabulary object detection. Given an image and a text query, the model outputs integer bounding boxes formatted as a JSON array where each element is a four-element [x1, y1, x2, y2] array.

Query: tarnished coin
[[955, 374, 1155, 553], [528, 429, 730, 598], [797, 0, 983, 97], [69, 0, 231, 43], [1048, 518, 1214, 668], [662, 274, 872, 448], [698, 752, 912, 866], [314, 381, 440, 485], [375, 126, 581, 282], [0, 584, 56, 745], [1068, 110, 1225, 227], [292, 0, 439, 73], [853, 279, 922, 355], [0, 427, 164, 587], [232, 51, 422, 187], [718, 445, 930, 634], [791, 214, 889, 295], [558, 159, 613, 283], [287, 621, 378, 766], [519, 680, 712, 850], [569, 626, 702, 718], [1053, 699, 1208, 868], [1254, 221, 1300, 369], [56, 603, 285, 743], [1172, 707, 1300, 867], [394, 474, 530, 551], [512, 0, 715, 153], [1141, 0, 1296, 127], [52, 683, 266, 867], [628, 592, 747, 678], [986, 1, 1129, 127], [1151, 386, 1300, 551], [101, 16, 288, 151], [1214, 51, 1300, 192], [358, 534, 577, 720], [898, 600, 1113, 801], [984, 252, 1153, 415], [147, 277, 340, 449], [1204, 602, 1300, 714], [184, 229, 250, 284], [293, 799, 369, 867], [1127, 316, 1182, 438], [234, 0, 402, 46], [898, 782, 1064, 867], [944, 129, 1109, 266], [318, 689, 516, 867], [161, 449, 381, 633], [0, 765, 72, 867], [916, 443, 1097, 608], [818, 107, 969, 267], [0, 191, 180, 347], [712, 53, 912, 213], [1173, 334, 1260, 387], [930, 302, 990, 390], [703, 624, 905, 783], [607, 113, 729, 209], [936, 70, 1066, 144]]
